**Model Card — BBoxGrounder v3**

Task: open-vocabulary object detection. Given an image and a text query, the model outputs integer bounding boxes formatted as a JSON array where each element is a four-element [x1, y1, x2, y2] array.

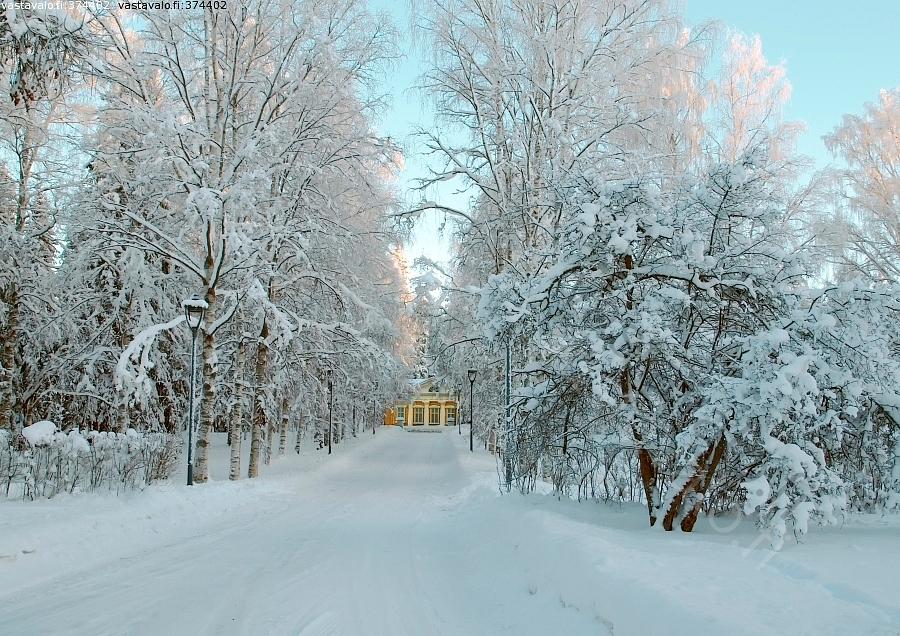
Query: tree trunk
[[114, 296, 133, 433], [637, 446, 658, 526], [619, 254, 660, 524], [295, 411, 302, 454], [229, 310, 245, 481], [263, 277, 277, 465], [623, 359, 658, 525], [193, 290, 217, 483], [248, 317, 268, 478], [116, 397, 129, 434], [156, 375, 175, 433], [335, 402, 342, 446], [265, 397, 274, 465], [279, 394, 288, 457], [662, 434, 727, 532], [0, 283, 18, 432]]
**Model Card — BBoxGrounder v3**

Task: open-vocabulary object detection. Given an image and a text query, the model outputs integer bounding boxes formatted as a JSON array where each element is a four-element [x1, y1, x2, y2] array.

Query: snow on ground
[[2, 427, 899, 635]]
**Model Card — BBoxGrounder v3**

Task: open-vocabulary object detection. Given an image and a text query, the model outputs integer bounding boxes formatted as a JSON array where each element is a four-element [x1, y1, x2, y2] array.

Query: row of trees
[[0, 1, 417, 484], [414, 0, 899, 546]]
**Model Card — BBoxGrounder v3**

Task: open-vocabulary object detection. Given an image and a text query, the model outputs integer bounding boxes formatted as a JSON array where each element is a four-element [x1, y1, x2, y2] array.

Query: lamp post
[[326, 369, 333, 455], [456, 389, 461, 435], [183, 297, 206, 486], [467, 369, 476, 452], [373, 380, 378, 435]]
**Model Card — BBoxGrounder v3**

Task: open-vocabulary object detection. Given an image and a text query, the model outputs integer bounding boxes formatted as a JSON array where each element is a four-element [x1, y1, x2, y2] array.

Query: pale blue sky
[[686, 0, 900, 163], [372, 0, 900, 265]]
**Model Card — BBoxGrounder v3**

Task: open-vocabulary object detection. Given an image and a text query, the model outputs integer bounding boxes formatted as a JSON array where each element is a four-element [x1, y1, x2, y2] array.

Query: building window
[[429, 406, 441, 425], [413, 406, 425, 425], [397, 406, 406, 423], [445, 407, 456, 424]]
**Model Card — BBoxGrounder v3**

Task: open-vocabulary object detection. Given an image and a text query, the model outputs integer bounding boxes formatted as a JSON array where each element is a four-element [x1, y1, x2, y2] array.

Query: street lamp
[[467, 369, 476, 452], [326, 369, 333, 455], [456, 389, 461, 435], [183, 296, 207, 486], [373, 380, 379, 435]]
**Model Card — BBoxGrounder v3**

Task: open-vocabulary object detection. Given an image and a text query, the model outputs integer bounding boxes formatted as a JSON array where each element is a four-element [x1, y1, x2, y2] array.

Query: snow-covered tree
[[823, 88, 900, 283], [417, 0, 900, 545], [0, 6, 94, 433], [413, 0, 707, 449], [84, 1, 410, 480]]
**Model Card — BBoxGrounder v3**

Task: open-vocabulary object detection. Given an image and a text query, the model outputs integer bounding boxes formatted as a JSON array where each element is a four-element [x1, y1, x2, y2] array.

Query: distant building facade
[[383, 379, 459, 427]]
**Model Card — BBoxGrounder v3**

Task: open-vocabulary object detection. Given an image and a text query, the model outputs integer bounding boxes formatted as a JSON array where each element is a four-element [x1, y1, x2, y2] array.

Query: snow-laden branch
[[115, 315, 186, 406]]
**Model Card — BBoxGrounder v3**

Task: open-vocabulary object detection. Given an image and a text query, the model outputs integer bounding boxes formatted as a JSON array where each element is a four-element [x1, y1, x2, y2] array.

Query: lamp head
[[467, 369, 477, 383], [182, 296, 207, 334]]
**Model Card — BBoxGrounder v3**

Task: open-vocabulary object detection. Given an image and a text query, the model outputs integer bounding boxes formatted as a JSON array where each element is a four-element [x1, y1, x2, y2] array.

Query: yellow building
[[383, 379, 459, 428]]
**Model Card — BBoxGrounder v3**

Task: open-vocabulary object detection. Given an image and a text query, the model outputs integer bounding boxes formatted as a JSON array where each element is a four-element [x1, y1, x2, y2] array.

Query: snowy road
[[0, 429, 607, 635], [3, 428, 900, 635]]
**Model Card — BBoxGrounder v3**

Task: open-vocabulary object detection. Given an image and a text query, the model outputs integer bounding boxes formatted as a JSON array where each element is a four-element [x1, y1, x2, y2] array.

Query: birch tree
[[414, 0, 704, 447], [0, 7, 94, 433], [89, 0, 405, 480], [823, 88, 900, 282]]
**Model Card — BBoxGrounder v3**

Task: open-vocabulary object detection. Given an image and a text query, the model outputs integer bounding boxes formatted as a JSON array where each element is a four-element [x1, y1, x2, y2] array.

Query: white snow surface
[[20, 420, 57, 446], [2, 428, 899, 635]]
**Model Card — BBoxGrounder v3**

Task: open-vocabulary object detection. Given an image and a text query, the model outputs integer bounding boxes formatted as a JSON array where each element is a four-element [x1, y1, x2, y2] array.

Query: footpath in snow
[[2, 427, 899, 635]]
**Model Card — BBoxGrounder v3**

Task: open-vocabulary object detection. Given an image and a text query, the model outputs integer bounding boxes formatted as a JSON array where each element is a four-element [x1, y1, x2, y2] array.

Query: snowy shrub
[[0, 429, 22, 497], [2, 423, 180, 499], [475, 145, 900, 546]]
